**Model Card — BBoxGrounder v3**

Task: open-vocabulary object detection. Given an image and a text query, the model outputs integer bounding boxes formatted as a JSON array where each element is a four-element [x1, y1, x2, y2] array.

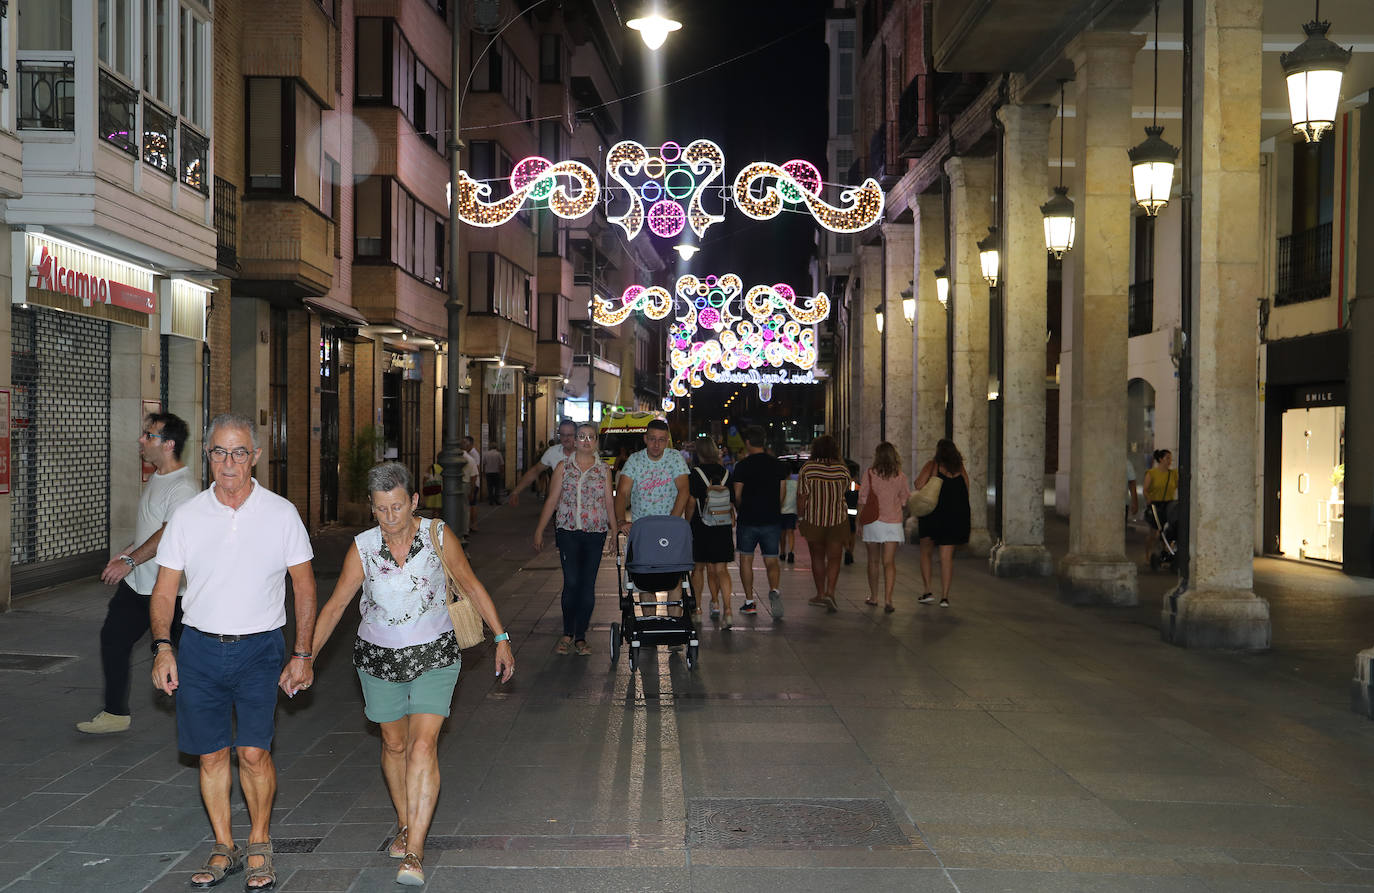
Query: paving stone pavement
[[1, 493, 1373, 892]]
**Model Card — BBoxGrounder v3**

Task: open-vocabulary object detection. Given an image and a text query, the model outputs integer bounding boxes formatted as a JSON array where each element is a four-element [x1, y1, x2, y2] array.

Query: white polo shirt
[[539, 443, 574, 469], [157, 479, 314, 635]]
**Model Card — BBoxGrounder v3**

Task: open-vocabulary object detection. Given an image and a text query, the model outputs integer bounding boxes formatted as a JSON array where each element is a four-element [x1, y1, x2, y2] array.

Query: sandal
[[864, 598, 879, 606], [189, 842, 242, 888], [243, 841, 275, 891], [396, 852, 425, 886], [884, 604, 895, 614], [574, 639, 592, 656], [722, 611, 732, 630], [387, 825, 408, 859], [554, 636, 572, 655]]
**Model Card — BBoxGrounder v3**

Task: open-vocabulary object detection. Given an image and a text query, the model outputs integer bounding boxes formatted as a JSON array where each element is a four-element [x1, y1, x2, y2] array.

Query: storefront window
[[1280, 405, 1346, 563]]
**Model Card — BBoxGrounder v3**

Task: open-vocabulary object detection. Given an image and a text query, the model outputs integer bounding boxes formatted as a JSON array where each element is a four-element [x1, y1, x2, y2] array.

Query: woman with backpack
[[533, 423, 616, 656], [688, 437, 736, 628]]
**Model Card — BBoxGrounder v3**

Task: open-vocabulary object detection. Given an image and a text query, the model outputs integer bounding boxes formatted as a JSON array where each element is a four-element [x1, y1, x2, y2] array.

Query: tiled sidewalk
[[1, 495, 1372, 891]]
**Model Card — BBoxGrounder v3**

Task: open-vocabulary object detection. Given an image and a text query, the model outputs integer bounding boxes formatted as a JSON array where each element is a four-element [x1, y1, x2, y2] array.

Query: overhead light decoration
[[733, 159, 884, 233], [1041, 80, 1076, 259], [900, 281, 915, 324], [1128, 0, 1178, 216], [627, 12, 681, 50], [934, 265, 950, 309], [661, 397, 676, 412], [606, 140, 725, 241], [874, 304, 885, 334], [452, 156, 599, 227], [977, 227, 1000, 287], [1280, 2, 1352, 143]]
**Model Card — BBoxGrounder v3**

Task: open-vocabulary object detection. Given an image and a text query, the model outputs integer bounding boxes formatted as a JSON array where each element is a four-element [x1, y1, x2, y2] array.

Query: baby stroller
[[611, 515, 700, 671], [1147, 500, 1180, 571]]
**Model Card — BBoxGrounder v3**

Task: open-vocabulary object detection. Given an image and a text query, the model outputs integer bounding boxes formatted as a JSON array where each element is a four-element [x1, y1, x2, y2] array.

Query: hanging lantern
[[874, 304, 885, 334], [1040, 186, 1076, 260], [933, 265, 949, 309], [900, 281, 915, 324], [1280, 12, 1352, 143], [1128, 125, 1178, 217], [977, 227, 1000, 287]]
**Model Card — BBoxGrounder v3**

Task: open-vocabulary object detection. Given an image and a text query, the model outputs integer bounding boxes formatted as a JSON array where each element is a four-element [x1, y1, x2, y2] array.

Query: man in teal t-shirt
[[614, 419, 689, 531]]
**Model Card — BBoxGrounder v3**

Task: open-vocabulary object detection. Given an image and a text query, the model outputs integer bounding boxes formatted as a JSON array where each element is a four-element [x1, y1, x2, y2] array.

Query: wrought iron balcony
[[142, 98, 176, 176], [214, 176, 239, 272], [180, 124, 209, 194], [98, 69, 138, 155], [1128, 279, 1153, 338], [17, 60, 75, 131], [1274, 222, 1332, 306]]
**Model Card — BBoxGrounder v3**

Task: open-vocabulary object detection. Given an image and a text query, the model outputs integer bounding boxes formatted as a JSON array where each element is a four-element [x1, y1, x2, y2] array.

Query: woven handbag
[[857, 470, 880, 525], [908, 474, 943, 518], [429, 519, 485, 649]]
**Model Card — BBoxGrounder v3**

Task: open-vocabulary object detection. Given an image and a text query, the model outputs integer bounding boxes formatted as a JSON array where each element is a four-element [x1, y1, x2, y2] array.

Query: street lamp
[[628, 11, 681, 50], [1280, 3, 1352, 143], [874, 303, 885, 334], [977, 227, 1000, 287], [1041, 80, 1076, 259], [1128, 0, 1178, 217], [674, 244, 698, 260], [900, 281, 915, 325], [933, 265, 949, 309]]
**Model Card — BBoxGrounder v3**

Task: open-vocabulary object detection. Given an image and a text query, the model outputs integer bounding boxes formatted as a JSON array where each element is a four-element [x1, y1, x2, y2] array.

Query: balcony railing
[[180, 124, 208, 193], [17, 60, 75, 131], [1274, 222, 1332, 306], [142, 98, 176, 175], [214, 176, 239, 271], [1128, 279, 1153, 338], [97, 69, 138, 155]]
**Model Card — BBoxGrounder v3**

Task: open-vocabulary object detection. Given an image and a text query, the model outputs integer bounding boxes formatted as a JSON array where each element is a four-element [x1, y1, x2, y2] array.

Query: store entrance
[[1279, 405, 1345, 564]]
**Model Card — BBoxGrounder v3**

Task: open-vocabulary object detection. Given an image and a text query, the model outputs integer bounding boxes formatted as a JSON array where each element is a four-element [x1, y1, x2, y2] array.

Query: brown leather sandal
[[189, 842, 242, 888], [243, 841, 275, 891]]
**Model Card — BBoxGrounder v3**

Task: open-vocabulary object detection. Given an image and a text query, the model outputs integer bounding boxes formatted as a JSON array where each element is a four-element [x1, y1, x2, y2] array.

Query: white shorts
[[862, 521, 905, 543]]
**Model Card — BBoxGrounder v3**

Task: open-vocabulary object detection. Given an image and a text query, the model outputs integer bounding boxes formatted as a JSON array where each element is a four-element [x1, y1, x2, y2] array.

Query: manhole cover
[[0, 652, 74, 672], [687, 798, 908, 849]]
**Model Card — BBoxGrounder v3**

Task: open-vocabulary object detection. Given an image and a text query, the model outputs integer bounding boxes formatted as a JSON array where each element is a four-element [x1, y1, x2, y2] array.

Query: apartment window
[[539, 119, 562, 161], [539, 33, 564, 84], [246, 78, 325, 209], [355, 176, 383, 256], [354, 176, 449, 288], [469, 252, 532, 326], [18, 0, 73, 50], [537, 293, 569, 343], [247, 78, 284, 189], [179, 6, 206, 126], [98, 0, 133, 76], [295, 84, 322, 206], [469, 140, 529, 226], [321, 153, 338, 220], [355, 19, 450, 155], [143, 97, 175, 174], [537, 208, 566, 257], [144, 0, 171, 104], [471, 35, 532, 126]]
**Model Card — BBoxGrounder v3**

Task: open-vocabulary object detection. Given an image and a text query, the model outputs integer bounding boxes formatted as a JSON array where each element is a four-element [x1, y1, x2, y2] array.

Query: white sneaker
[[768, 589, 783, 620], [77, 711, 131, 734]]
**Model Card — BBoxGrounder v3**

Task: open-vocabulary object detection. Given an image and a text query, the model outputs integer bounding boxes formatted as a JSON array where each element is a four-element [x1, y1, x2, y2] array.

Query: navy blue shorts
[[736, 523, 781, 558], [779, 513, 798, 531], [175, 627, 285, 754]]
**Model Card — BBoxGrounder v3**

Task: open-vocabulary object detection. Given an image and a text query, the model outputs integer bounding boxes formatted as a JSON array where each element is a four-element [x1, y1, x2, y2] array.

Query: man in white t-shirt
[[509, 419, 576, 506], [150, 413, 316, 890], [77, 413, 200, 735], [462, 435, 481, 533]]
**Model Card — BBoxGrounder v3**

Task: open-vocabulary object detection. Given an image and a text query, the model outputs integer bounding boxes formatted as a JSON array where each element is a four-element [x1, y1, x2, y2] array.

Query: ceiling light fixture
[[1281, 0, 1352, 143]]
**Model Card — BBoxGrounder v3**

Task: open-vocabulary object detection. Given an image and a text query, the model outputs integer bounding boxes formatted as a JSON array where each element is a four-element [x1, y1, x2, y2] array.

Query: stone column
[[912, 192, 947, 472], [882, 222, 914, 464], [1059, 32, 1142, 604], [1163, 0, 1271, 647], [991, 102, 1056, 577], [856, 244, 885, 466], [1342, 100, 1374, 580], [945, 155, 994, 557]]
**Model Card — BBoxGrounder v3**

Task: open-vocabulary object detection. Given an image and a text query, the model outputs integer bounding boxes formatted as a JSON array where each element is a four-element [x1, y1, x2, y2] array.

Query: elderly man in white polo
[[149, 412, 317, 891]]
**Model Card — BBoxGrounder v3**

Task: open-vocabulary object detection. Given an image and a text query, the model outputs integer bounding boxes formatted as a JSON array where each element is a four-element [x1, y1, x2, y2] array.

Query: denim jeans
[[555, 528, 607, 640]]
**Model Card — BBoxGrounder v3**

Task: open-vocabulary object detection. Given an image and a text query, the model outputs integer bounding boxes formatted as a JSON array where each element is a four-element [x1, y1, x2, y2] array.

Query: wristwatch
[[150, 638, 173, 656], [119, 555, 136, 569]]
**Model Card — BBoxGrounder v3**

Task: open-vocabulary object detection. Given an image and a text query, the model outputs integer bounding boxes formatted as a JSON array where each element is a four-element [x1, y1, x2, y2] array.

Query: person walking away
[[731, 425, 789, 620], [311, 462, 514, 886], [149, 412, 317, 890], [780, 461, 799, 563], [533, 423, 616, 655], [481, 442, 505, 505], [462, 436, 481, 532], [510, 419, 576, 507], [913, 439, 971, 608], [1142, 448, 1178, 566], [687, 437, 735, 627], [856, 442, 912, 612], [797, 435, 851, 611], [79, 413, 198, 734]]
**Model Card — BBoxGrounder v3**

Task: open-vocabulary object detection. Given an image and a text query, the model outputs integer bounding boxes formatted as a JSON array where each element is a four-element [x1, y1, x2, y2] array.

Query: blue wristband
[[493, 632, 510, 644]]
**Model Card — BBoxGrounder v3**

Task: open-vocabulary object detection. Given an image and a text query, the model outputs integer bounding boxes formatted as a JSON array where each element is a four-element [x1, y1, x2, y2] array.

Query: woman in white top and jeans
[[311, 463, 514, 886]]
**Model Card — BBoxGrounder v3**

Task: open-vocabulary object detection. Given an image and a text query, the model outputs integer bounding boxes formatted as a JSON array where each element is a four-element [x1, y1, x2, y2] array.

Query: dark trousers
[[486, 472, 502, 505], [555, 529, 606, 640], [101, 581, 183, 716]]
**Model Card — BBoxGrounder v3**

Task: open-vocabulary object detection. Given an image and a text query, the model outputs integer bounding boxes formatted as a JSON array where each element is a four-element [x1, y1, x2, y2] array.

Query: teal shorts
[[356, 659, 461, 723]]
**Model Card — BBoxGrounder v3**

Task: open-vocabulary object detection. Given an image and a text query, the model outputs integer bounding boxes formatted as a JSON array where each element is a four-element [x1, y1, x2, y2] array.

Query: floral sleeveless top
[[351, 523, 457, 682], [554, 456, 611, 532]]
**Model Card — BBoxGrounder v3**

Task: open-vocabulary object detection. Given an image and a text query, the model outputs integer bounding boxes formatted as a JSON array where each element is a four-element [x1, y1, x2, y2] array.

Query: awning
[[304, 296, 370, 326]]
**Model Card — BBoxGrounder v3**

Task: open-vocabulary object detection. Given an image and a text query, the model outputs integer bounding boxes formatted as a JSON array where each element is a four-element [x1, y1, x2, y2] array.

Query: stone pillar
[[912, 192, 947, 472], [991, 102, 1056, 577], [1343, 106, 1374, 580], [944, 155, 994, 557], [882, 222, 914, 465], [1059, 32, 1142, 604], [856, 244, 885, 467], [1164, 0, 1272, 646]]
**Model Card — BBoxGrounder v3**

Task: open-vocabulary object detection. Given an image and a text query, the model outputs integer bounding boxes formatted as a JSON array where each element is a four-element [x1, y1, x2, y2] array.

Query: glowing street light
[[628, 13, 681, 50]]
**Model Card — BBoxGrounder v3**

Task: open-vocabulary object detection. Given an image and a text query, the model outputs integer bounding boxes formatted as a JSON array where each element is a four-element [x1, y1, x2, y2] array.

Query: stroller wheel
[[609, 623, 621, 667], [629, 645, 640, 673], [686, 643, 699, 670]]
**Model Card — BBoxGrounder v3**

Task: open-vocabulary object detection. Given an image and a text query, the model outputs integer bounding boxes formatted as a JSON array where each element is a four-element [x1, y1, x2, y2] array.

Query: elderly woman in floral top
[[311, 462, 513, 887], [533, 422, 616, 656]]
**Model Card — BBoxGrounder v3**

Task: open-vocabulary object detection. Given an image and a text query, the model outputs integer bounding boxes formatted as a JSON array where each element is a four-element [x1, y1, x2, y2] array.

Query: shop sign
[[27, 237, 157, 314], [486, 367, 516, 394], [1295, 383, 1346, 409]]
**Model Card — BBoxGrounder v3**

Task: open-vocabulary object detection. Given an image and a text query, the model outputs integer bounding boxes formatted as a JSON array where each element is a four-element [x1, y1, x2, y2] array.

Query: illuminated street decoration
[[732, 159, 884, 233], [452, 157, 599, 227], [606, 139, 726, 240], [592, 283, 676, 325]]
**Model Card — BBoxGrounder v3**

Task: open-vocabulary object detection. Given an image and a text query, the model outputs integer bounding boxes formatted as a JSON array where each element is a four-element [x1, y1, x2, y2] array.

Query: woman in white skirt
[[856, 442, 911, 612]]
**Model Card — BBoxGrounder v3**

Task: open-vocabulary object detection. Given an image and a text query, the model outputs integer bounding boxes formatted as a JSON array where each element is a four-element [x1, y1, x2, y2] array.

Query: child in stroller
[[611, 515, 701, 671]]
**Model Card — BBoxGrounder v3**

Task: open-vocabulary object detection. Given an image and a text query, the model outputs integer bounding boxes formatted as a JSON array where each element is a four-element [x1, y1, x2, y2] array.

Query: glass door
[[1279, 406, 1345, 563]]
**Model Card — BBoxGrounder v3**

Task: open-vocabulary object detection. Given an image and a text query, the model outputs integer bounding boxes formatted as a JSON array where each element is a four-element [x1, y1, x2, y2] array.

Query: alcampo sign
[[26, 236, 157, 314]]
